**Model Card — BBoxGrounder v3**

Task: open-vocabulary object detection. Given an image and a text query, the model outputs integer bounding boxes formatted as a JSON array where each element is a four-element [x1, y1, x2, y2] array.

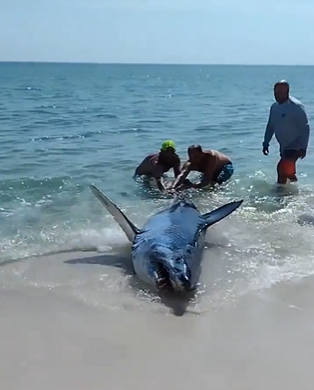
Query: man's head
[[188, 144, 203, 164], [160, 140, 176, 157], [274, 80, 290, 104]]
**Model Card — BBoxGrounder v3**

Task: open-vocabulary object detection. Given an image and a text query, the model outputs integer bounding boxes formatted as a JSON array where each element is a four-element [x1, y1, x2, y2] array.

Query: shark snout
[[168, 266, 191, 292], [151, 259, 191, 293], [149, 249, 192, 293]]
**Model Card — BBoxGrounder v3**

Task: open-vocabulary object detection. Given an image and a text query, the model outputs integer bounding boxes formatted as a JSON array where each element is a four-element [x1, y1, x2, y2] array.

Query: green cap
[[161, 140, 175, 151]]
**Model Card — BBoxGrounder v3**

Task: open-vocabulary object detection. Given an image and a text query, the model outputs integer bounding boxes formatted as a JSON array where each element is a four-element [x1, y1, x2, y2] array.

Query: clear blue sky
[[1, 0, 313, 64]]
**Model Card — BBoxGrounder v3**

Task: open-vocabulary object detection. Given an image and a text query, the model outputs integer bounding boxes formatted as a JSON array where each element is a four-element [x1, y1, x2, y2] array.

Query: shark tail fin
[[89, 184, 140, 242]]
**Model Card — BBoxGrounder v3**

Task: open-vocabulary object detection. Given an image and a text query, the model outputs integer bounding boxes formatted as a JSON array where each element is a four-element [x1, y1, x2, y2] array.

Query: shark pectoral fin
[[89, 184, 140, 242], [201, 199, 243, 228]]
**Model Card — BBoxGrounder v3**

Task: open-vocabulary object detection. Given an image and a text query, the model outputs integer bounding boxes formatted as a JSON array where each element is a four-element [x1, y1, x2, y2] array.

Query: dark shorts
[[280, 149, 302, 160], [199, 162, 234, 186], [214, 162, 234, 184]]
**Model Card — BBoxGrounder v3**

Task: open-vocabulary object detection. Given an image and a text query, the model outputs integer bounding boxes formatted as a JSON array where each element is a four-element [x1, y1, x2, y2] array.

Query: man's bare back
[[171, 145, 234, 190], [133, 140, 181, 192], [189, 150, 231, 177], [134, 154, 161, 176]]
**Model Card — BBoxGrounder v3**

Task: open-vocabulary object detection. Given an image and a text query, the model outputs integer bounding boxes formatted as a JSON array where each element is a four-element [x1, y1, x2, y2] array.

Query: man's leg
[[277, 150, 298, 184]]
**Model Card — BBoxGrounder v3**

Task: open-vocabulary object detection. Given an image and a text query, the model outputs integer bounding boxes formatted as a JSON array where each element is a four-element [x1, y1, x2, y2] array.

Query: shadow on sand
[[64, 249, 198, 317]]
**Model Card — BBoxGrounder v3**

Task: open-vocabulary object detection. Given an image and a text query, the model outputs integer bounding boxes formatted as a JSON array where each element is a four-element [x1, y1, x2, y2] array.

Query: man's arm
[[155, 177, 166, 192], [263, 105, 275, 149], [192, 176, 214, 189], [151, 165, 167, 192], [172, 157, 181, 178], [192, 157, 217, 189], [171, 161, 191, 189], [294, 104, 310, 155]]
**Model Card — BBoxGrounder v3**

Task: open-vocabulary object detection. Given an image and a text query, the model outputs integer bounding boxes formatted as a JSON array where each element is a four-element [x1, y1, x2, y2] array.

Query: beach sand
[[1, 249, 314, 390]]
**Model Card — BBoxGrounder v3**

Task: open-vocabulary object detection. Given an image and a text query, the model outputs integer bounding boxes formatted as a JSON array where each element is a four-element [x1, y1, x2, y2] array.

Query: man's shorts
[[278, 149, 301, 177], [214, 162, 234, 185], [280, 149, 302, 160], [199, 162, 234, 188]]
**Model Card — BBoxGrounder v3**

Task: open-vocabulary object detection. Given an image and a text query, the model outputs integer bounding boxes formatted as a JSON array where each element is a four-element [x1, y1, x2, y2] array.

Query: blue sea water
[[1, 62, 314, 298]]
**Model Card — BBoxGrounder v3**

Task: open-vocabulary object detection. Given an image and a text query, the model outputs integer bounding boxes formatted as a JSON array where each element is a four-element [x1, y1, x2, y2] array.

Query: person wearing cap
[[170, 144, 234, 190], [133, 140, 181, 192], [262, 80, 310, 184]]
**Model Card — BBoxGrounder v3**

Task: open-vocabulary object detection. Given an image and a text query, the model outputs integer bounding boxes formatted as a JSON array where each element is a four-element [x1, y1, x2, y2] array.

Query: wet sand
[[1, 251, 314, 390]]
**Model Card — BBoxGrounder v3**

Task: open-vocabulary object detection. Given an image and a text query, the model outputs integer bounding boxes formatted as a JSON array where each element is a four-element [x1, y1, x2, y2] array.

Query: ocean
[[1, 62, 314, 390]]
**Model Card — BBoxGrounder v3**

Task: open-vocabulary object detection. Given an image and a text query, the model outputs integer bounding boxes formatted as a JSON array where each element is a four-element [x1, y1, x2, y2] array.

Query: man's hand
[[298, 149, 306, 159], [179, 179, 194, 189], [170, 180, 194, 192], [166, 188, 177, 195], [156, 178, 166, 192], [262, 145, 269, 155]]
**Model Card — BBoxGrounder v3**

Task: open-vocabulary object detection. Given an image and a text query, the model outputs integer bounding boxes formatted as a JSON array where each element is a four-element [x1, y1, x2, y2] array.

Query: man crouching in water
[[133, 140, 181, 192], [170, 144, 234, 190]]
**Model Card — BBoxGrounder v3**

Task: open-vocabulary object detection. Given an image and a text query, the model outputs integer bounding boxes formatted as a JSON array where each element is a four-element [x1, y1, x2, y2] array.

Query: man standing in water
[[262, 80, 310, 184], [133, 140, 181, 192]]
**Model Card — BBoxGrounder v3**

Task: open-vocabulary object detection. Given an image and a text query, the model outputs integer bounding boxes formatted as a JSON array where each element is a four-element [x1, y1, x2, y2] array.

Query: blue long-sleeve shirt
[[263, 96, 310, 154]]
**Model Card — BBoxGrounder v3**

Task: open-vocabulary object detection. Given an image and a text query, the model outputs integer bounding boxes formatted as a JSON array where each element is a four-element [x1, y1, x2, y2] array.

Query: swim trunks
[[214, 162, 234, 184], [277, 149, 304, 178], [280, 149, 303, 160], [198, 162, 234, 188]]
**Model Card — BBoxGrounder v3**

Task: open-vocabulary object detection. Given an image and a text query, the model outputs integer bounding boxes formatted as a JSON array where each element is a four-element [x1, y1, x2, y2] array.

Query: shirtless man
[[171, 144, 234, 190], [133, 140, 181, 192]]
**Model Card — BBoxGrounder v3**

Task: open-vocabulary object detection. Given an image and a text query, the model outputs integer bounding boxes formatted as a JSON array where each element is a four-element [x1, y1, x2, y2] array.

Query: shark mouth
[[155, 263, 172, 291]]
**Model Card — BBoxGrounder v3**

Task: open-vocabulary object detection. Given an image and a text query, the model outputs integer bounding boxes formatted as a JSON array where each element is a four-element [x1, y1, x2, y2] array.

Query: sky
[[1, 0, 314, 65]]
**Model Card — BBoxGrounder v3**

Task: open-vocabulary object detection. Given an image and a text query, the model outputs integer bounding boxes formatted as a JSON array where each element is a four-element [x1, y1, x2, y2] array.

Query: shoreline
[[1, 251, 314, 389]]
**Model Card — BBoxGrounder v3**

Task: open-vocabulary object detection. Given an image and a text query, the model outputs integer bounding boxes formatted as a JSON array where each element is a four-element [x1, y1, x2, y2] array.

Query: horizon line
[[0, 60, 313, 66]]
